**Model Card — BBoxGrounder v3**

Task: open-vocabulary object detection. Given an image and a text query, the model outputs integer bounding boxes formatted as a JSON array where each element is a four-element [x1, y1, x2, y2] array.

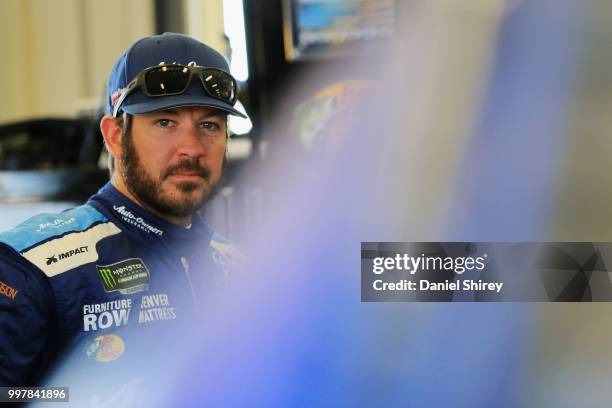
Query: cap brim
[[122, 95, 248, 118]]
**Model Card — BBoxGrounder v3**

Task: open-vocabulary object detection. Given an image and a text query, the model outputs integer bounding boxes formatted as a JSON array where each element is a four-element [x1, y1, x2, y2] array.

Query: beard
[[120, 132, 219, 220]]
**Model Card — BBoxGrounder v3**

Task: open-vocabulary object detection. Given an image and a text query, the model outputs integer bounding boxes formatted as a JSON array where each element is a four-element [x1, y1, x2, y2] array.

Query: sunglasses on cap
[[112, 64, 239, 117]]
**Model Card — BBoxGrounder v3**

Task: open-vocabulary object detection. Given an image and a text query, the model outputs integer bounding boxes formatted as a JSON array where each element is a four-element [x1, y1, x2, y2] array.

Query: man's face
[[120, 106, 227, 220]]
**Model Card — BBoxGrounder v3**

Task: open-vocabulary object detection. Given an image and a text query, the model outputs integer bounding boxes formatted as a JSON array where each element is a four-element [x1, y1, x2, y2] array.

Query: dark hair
[[107, 113, 132, 178]]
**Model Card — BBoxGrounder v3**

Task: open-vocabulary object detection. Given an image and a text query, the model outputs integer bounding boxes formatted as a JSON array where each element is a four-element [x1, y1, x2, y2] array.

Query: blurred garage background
[[0, 0, 394, 239], [4, 0, 612, 406]]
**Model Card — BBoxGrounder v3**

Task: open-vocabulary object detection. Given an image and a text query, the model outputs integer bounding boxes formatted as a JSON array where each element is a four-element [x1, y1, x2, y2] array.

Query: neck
[[111, 176, 193, 227]]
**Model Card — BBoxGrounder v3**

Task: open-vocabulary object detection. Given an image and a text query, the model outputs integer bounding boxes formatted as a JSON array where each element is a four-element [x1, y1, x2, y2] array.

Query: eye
[[198, 121, 221, 131], [156, 118, 175, 128]]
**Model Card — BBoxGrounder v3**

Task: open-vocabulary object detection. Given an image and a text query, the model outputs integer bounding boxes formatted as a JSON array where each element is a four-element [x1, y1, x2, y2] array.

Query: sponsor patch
[[22, 222, 121, 277], [97, 258, 150, 295], [46, 245, 88, 265], [113, 205, 164, 236], [138, 293, 177, 324], [83, 299, 132, 332], [210, 239, 243, 285], [36, 217, 76, 232], [0, 280, 18, 300], [85, 334, 125, 363]]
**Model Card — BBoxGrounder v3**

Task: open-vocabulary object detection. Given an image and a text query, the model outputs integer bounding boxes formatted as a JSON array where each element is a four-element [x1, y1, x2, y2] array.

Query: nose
[[175, 123, 206, 158]]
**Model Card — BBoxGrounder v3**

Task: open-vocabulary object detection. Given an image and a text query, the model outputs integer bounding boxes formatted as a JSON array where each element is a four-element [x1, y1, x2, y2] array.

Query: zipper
[[181, 256, 200, 314]]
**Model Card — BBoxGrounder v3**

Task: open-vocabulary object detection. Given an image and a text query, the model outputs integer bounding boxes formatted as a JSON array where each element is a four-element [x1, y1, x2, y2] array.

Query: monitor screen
[[283, 0, 396, 61]]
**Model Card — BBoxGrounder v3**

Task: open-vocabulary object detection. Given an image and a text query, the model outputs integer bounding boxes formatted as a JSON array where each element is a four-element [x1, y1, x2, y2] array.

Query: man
[[0, 32, 245, 387]]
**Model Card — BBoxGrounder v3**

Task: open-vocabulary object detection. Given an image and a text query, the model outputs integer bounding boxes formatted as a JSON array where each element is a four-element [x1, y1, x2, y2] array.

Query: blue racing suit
[[0, 182, 238, 388]]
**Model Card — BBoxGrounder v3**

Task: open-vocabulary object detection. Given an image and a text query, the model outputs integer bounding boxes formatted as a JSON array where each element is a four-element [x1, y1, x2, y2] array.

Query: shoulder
[[0, 242, 58, 386], [0, 205, 122, 277]]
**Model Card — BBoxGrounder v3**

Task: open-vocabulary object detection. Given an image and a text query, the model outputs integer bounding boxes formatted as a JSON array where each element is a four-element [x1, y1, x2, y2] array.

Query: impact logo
[[45, 246, 88, 265], [85, 334, 125, 363], [113, 205, 163, 236], [97, 258, 150, 295]]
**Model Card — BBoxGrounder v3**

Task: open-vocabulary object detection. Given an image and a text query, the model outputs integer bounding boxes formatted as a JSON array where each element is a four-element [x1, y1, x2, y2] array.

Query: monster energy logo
[[98, 267, 118, 290], [96, 258, 150, 295]]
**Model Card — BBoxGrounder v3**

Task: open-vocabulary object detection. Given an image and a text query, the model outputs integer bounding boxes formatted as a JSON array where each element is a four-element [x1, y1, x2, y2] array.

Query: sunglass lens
[[145, 66, 190, 95], [201, 70, 236, 103]]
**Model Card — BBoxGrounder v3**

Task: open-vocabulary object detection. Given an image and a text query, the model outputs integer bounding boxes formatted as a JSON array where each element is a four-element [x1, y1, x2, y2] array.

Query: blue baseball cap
[[107, 32, 246, 118]]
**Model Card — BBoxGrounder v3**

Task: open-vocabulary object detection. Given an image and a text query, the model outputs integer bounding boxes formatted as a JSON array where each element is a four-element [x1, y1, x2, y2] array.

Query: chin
[[180, 185, 211, 202], [166, 177, 218, 201], [166, 178, 203, 193]]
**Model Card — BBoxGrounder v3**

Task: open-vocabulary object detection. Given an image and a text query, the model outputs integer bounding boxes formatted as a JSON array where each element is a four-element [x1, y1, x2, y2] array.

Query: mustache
[[161, 159, 212, 180]]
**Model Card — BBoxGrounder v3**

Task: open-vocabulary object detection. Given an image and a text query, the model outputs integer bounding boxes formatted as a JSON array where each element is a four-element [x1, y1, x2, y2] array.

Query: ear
[[100, 115, 123, 160]]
